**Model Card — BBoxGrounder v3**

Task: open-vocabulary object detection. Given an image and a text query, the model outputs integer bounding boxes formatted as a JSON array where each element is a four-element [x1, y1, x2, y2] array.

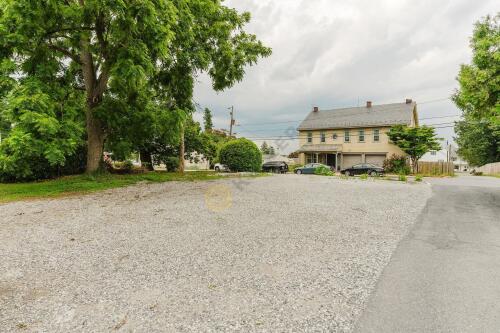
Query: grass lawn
[[0, 171, 234, 203]]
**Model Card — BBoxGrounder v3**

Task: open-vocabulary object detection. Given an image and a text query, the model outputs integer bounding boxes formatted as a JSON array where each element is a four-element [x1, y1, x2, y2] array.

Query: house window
[[306, 154, 318, 163], [320, 131, 326, 143], [359, 129, 365, 142], [307, 132, 313, 143], [373, 129, 380, 142], [332, 133, 338, 140], [431, 151, 436, 155], [344, 130, 350, 142]]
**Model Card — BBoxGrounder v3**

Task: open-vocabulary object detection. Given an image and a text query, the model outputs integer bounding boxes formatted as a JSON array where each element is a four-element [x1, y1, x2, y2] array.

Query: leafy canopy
[[387, 125, 441, 170], [0, 0, 271, 175], [452, 14, 500, 166]]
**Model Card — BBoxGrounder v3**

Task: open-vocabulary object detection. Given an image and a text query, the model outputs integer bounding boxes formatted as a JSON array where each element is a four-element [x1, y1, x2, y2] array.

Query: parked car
[[294, 163, 331, 174], [341, 163, 384, 176], [262, 161, 289, 173], [214, 163, 229, 172]]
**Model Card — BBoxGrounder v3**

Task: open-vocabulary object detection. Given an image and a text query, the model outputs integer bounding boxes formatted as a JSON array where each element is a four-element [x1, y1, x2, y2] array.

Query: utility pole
[[228, 106, 235, 136]]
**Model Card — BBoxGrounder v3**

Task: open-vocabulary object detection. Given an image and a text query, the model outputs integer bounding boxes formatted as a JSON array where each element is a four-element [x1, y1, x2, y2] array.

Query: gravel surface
[[0, 174, 431, 332]]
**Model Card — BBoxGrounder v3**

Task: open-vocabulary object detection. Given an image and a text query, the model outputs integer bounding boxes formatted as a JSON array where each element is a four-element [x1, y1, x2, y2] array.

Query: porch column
[[335, 153, 338, 171]]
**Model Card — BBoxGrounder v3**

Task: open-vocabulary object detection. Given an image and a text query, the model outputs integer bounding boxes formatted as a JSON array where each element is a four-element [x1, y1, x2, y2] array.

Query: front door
[[326, 153, 336, 169]]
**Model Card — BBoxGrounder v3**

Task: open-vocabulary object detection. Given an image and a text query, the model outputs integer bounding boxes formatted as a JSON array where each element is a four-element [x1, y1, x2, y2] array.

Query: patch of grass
[[0, 171, 226, 203], [415, 175, 423, 182], [398, 174, 407, 182], [359, 173, 368, 180]]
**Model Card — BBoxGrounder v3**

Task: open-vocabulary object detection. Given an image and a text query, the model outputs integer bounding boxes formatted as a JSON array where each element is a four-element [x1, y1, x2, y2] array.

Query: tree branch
[[47, 43, 82, 64]]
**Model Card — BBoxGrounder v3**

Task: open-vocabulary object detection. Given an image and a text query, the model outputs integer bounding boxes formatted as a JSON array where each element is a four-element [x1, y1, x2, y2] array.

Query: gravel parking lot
[[0, 174, 431, 332]]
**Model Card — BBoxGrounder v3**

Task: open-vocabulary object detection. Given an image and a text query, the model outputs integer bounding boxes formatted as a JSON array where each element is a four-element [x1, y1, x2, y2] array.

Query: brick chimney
[[313, 106, 319, 112], [405, 98, 413, 104], [366, 101, 372, 108]]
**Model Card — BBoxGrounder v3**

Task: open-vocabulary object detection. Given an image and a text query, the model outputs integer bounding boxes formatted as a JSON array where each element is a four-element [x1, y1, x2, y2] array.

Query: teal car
[[294, 163, 331, 174]]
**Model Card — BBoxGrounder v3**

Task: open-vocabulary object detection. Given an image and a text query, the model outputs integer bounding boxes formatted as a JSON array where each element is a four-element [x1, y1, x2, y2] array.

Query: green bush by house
[[383, 154, 410, 175], [219, 138, 262, 172], [314, 165, 334, 176]]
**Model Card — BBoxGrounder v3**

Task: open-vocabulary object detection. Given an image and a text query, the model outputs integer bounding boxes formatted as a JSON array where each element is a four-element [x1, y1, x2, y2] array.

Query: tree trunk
[[140, 150, 155, 171], [178, 125, 185, 174], [86, 107, 105, 173]]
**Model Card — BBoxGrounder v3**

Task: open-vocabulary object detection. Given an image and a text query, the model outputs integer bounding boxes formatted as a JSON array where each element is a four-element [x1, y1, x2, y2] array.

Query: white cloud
[[193, 0, 498, 153]]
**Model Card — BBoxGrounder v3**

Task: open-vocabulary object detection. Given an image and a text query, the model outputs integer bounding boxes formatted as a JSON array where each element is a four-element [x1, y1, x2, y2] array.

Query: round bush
[[219, 138, 262, 172]]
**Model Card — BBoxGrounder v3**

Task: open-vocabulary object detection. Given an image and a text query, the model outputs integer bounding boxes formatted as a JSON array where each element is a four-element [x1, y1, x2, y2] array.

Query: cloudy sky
[[193, 0, 498, 154]]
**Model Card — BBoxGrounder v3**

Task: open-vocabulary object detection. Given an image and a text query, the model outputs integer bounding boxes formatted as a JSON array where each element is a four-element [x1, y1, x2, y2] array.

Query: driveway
[[0, 175, 430, 332], [355, 174, 500, 332]]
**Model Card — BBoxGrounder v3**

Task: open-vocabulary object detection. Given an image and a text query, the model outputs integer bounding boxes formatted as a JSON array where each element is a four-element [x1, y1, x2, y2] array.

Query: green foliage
[[203, 108, 213, 132], [383, 154, 410, 174], [314, 165, 334, 176], [359, 173, 368, 180], [219, 138, 262, 172], [260, 141, 276, 155], [415, 175, 423, 182], [455, 120, 498, 166], [452, 14, 500, 166], [165, 157, 179, 172], [0, 78, 85, 181], [398, 174, 407, 182], [206, 129, 233, 165], [0, 0, 271, 175], [387, 125, 441, 172]]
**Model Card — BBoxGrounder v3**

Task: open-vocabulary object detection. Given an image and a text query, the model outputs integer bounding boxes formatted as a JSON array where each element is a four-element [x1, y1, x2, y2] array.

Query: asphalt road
[[355, 174, 500, 333]]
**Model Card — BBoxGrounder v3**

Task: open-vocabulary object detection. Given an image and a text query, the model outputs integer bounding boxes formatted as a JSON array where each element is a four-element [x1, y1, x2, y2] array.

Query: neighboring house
[[297, 99, 418, 170], [421, 144, 469, 172], [420, 147, 448, 162]]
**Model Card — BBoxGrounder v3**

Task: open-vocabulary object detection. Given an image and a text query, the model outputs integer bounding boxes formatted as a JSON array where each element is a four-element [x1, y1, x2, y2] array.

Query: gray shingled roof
[[297, 102, 415, 130]]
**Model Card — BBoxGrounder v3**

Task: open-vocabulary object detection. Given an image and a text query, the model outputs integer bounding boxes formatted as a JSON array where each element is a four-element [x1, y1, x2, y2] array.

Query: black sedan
[[262, 161, 289, 173], [341, 163, 384, 176]]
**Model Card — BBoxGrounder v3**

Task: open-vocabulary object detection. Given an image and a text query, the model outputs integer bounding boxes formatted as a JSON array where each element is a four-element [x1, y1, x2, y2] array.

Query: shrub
[[219, 138, 262, 172], [383, 154, 410, 175], [360, 173, 368, 180], [415, 175, 423, 182], [398, 174, 407, 182], [314, 165, 334, 176], [165, 157, 179, 172]]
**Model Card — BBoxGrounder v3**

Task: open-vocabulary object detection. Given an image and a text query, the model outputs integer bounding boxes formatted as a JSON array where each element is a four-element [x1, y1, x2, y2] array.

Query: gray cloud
[[193, 0, 498, 153]]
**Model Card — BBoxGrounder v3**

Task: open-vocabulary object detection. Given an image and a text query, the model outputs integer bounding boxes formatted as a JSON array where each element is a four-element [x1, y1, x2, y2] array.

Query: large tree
[[0, 0, 271, 173], [387, 125, 442, 173], [453, 14, 500, 166]]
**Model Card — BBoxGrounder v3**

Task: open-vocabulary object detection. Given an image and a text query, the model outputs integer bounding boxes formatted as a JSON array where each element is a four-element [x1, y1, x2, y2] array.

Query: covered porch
[[298, 144, 342, 171]]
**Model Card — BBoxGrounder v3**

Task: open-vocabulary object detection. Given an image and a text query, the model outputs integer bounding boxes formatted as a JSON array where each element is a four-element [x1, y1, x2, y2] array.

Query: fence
[[417, 161, 454, 176], [476, 162, 500, 175]]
